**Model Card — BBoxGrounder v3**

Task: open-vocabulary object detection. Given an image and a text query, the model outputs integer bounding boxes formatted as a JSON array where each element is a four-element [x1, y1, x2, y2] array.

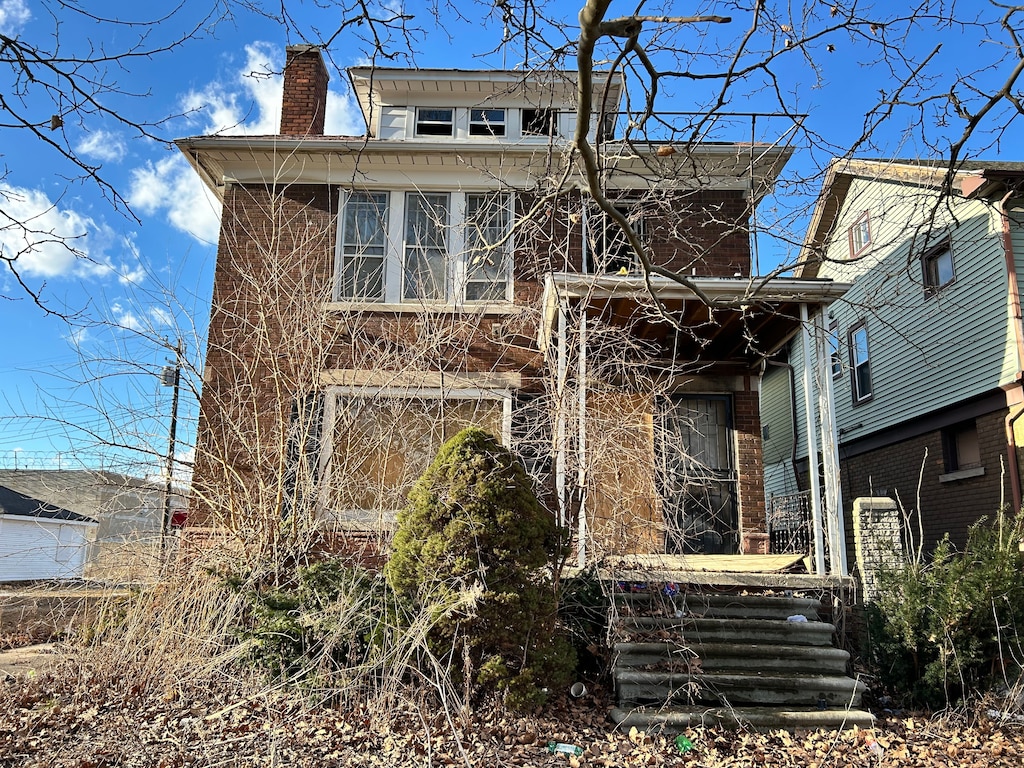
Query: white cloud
[[107, 300, 175, 334], [128, 154, 221, 243], [78, 130, 128, 163], [0, 185, 119, 279], [0, 0, 30, 35], [132, 41, 363, 243], [182, 41, 360, 136]]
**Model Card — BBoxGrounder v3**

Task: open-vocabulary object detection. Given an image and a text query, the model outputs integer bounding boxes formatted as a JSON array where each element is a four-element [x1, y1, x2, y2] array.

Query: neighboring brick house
[[762, 158, 1024, 559], [178, 45, 848, 567]]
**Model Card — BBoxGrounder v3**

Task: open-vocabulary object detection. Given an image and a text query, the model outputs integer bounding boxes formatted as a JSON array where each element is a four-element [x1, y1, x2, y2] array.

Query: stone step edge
[[614, 592, 823, 609], [613, 641, 850, 660], [618, 617, 835, 631], [609, 705, 876, 733], [615, 668, 867, 693]]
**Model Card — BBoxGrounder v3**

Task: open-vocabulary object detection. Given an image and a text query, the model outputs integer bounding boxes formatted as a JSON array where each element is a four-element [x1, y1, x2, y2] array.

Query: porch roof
[[541, 273, 851, 371]]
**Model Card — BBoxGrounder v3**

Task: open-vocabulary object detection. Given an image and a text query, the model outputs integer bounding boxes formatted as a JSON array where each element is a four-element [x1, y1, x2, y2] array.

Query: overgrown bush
[[866, 509, 1024, 707], [385, 427, 575, 711], [239, 560, 392, 680]]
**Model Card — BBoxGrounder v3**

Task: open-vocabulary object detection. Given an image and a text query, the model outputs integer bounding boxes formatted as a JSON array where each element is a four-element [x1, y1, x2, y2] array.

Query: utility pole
[[160, 338, 184, 550]]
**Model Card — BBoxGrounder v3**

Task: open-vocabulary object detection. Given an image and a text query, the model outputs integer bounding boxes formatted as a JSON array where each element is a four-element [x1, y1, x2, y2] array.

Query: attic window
[[848, 212, 871, 258], [415, 108, 454, 137], [470, 109, 506, 137], [522, 108, 557, 137]]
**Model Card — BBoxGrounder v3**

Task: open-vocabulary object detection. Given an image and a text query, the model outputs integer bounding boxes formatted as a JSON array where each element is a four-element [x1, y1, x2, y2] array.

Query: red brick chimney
[[280, 44, 329, 135]]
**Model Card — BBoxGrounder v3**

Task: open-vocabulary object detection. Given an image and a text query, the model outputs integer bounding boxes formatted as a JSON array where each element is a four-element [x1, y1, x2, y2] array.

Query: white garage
[[0, 485, 97, 582]]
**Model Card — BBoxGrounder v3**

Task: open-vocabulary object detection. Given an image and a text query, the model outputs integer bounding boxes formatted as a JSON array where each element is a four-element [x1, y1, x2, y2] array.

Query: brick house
[[178, 45, 849, 569], [762, 158, 1024, 559]]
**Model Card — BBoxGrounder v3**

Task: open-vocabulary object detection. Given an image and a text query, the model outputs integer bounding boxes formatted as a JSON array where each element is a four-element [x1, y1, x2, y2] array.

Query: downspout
[[999, 186, 1024, 513]]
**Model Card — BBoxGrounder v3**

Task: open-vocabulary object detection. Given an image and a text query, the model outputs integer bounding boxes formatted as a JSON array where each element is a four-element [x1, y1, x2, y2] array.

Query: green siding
[[761, 362, 795, 465], [809, 176, 1012, 446]]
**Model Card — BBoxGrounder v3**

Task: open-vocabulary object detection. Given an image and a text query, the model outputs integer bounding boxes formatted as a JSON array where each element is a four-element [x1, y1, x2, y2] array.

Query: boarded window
[[327, 396, 505, 515]]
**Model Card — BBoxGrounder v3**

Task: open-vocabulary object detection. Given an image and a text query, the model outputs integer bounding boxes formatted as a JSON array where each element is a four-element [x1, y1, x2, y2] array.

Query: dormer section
[[347, 68, 622, 143]]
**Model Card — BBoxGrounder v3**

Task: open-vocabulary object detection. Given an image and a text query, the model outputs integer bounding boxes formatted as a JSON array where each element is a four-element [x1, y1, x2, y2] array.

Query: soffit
[[541, 273, 850, 373]]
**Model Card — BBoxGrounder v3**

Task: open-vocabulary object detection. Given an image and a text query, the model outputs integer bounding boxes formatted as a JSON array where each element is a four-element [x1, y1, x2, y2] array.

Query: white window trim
[[469, 108, 507, 137], [414, 107, 455, 137], [848, 211, 871, 258], [334, 189, 514, 307]]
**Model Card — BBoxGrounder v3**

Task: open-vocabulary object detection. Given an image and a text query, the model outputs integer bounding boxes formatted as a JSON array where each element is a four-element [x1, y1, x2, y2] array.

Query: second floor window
[[404, 192, 450, 300], [338, 192, 388, 301], [335, 190, 512, 305], [922, 237, 955, 294], [849, 323, 872, 403]]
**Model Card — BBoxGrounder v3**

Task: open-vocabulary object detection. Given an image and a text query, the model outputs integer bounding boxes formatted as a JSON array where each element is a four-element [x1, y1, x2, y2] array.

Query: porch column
[[813, 310, 848, 576], [555, 300, 569, 530], [576, 307, 588, 568], [800, 303, 827, 575]]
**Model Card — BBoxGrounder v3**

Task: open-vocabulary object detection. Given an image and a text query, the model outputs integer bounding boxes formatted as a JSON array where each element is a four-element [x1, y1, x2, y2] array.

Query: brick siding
[[840, 408, 1009, 554]]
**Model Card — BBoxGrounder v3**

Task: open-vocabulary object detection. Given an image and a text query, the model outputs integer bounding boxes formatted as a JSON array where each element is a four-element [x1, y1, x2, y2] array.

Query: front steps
[[609, 585, 874, 732]]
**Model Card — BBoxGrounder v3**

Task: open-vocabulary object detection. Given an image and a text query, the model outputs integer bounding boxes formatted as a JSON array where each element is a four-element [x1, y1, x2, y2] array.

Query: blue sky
[[0, 0, 1020, 479]]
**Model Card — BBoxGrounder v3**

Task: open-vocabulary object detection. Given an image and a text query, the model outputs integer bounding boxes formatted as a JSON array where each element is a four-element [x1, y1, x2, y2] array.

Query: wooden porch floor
[[589, 554, 854, 590]]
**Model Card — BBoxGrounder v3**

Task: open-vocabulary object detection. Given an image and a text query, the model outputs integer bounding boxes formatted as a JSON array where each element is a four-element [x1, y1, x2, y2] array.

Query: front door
[[659, 395, 738, 554]]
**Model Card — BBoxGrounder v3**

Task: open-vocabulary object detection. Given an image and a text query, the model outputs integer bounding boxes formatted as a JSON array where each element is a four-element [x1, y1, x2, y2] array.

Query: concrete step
[[614, 592, 823, 622], [609, 704, 875, 733], [616, 616, 836, 647], [613, 641, 851, 675], [614, 668, 867, 708]]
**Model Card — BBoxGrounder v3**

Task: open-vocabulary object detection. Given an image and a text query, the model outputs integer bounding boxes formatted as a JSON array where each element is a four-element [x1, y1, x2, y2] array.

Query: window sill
[[324, 301, 520, 315], [939, 466, 985, 483]]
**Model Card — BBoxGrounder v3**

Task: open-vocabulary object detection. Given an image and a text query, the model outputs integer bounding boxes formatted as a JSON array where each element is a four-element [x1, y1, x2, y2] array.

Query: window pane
[[851, 326, 871, 400], [341, 257, 384, 300], [464, 193, 510, 301], [340, 192, 387, 300], [925, 246, 954, 290], [404, 193, 449, 300], [416, 108, 454, 136], [522, 108, 556, 136], [470, 109, 506, 136]]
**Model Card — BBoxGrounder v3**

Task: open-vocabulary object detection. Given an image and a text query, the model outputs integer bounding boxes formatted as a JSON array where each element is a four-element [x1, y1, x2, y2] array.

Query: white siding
[[377, 106, 406, 139], [0, 515, 96, 581]]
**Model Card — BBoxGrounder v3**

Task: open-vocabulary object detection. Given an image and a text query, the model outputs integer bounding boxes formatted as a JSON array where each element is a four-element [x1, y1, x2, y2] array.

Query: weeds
[[866, 508, 1024, 708]]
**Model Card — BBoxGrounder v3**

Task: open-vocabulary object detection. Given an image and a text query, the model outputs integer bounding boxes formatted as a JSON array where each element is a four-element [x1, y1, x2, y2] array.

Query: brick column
[[281, 44, 329, 135]]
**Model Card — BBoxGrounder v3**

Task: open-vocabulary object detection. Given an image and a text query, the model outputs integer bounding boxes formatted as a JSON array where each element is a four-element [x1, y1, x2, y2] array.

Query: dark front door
[[659, 395, 738, 554]]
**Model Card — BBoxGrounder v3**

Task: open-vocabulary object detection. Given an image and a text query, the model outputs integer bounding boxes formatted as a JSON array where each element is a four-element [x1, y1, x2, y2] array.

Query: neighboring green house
[[763, 158, 1024, 558]]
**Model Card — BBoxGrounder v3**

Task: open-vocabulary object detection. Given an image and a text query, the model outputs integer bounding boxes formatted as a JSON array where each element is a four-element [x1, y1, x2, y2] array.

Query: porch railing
[[767, 491, 812, 556]]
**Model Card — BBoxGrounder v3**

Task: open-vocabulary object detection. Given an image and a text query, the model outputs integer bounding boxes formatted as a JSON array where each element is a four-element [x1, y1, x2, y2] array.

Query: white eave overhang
[[175, 136, 792, 198]]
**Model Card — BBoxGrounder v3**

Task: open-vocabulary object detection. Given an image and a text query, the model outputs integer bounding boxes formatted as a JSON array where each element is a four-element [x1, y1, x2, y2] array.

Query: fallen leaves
[[2, 671, 1024, 767]]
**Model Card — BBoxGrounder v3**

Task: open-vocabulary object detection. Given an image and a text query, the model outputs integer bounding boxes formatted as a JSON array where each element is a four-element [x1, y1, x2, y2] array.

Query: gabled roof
[[0, 484, 96, 524], [797, 158, 1024, 277]]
